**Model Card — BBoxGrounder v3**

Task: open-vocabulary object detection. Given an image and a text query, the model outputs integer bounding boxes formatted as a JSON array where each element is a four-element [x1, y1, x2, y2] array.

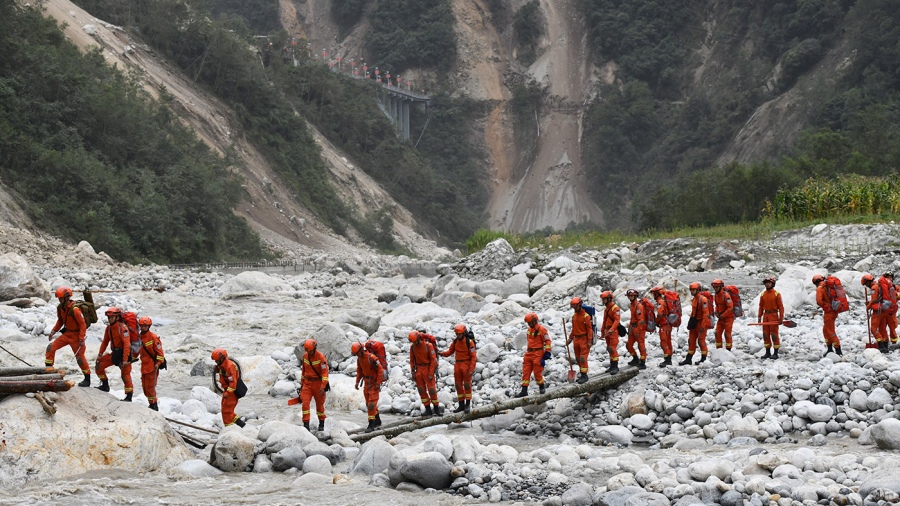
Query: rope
[[0, 344, 33, 366]]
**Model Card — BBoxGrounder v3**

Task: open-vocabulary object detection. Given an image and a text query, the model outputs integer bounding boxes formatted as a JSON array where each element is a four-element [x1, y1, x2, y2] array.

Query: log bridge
[[0, 366, 74, 416], [349, 367, 639, 443]]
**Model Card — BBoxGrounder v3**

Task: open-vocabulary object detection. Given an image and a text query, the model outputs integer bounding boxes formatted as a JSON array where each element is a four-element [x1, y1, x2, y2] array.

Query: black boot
[[435, 405, 444, 416], [771, 349, 779, 360], [697, 354, 707, 364], [725, 346, 732, 351], [148, 402, 159, 411], [454, 401, 466, 413], [607, 361, 619, 375], [121, 392, 132, 402], [318, 420, 325, 431], [824, 343, 834, 357], [364, 420, 376, 433], [761, 348, 771, 359], [627, 356, 640, 366], [374, 413, 382, 428], [463, 400, 470, 413], [96, 379, 110, 392], [638, 359, 646, 370], [78, 374, 91, 387], [880, 341, 890, 354], [235, 418, 246, 428], [303, 421, 310, 430], [834, 345, 843, 356], [678, 354, 693, 366], [577, 372, 588, 384], [514, 386, 528, 398], [422, 405, 433, 418], [659, 357, 672, 368], [539, 383, 547, 394]]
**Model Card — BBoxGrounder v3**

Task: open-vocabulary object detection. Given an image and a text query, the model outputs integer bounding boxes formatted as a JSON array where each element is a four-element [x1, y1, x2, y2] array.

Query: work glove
[[354, 382, 360, 390], [158, 358, 167, 370], [687, 317, 698, 330], [540, 351, 551, 367], [325, 383, 331, 392]]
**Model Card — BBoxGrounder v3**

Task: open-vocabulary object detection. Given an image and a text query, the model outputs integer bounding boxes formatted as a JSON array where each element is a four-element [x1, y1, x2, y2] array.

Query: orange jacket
[[691, 293, 712, 330], [630, 299, 647, 328], [601, 304, 620, 338], [301, 350, 329, 384], [815, 284, 836, 314], [138, 330, 164, 372], [526, 323, 551, 351], [570, 308, 593, 339], [654, 295, 668, 327], [356, 351, 384, 385], [52, 301, 86, 340], [441, 335, 477, 362], [216, 358, 239, 392], [714, 290, 734, 318], [867, 283, 885, 312], [410, 340, 438, 372], [99, 321, 132, 361], [757, 288, 784, 320]]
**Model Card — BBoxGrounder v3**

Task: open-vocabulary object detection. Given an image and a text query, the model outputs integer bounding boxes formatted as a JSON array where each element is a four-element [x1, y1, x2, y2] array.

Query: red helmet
[[408, 331, 420, 342], [570, 297, 582, 307], [304, 339, 316, 352], [138, 316, 152, 326], [55, 286, 73, 299], [600, 291, 614, 300], [211, 348, 227, 362], [689, 282, 702, 291], [105, 306, 122, 317], [524, 313, 539, 325], [711, 279, 724, 287], [861, 273, 874, 286], [763, 276, 776, 286], [649, 286, 664, 294], [454, 324, 467, 334], [625, 289, 638, 297], [351, 342, 363, 354], [811, 274, 825, 285]]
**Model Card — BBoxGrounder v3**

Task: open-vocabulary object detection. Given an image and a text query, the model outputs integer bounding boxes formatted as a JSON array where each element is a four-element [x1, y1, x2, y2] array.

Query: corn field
[[764, 176, 900, 221]]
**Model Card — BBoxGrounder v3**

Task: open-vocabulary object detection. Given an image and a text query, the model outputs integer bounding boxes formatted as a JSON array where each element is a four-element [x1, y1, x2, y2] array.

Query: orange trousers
[[714, 316, 734, 349], [97, 353, 133, 393], [762, 313, 780, 349], [521, 350, 545, 386], [572, 335, 591, 373], [413, 367, 438, 406], [688, 328, 708, 355], [45, 333, 90, 374], [300, 379, 326, 422], [363, 381, 380, 421], [888, 312, 898, 343], [453, 360, 474, 401], [605, 333, 620, 362], [871, 312, 888, 343], [822, 311, 840, 347], [221, 391, 239, 426], [658, 324, 673, 357], [141, 370, 159, 403], [626, 327, 646, 360]]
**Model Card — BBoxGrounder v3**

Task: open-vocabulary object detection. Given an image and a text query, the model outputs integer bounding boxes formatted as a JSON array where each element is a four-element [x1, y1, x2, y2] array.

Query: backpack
[[581, 303, 599, 337], [121, 311, 140, 361], [825, 276, 849, 313], [234, 359, 248, 399], [877, 277, 898, 313], [723, 285, 743, 317], [640, 298, 657, 332], [664, 291, 682, 327], [67, 300, 98, 328], [364, 340, 389, 381]]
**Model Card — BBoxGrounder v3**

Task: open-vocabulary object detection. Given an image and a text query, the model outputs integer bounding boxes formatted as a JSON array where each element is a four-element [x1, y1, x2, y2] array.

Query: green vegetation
[[210, 0, 280, 34], [513, 1, 542, 66], [366, 0, 457, 72], [0, 3, 262, 263], [331, 0, 370, 33], [765, 176, 900, 221]]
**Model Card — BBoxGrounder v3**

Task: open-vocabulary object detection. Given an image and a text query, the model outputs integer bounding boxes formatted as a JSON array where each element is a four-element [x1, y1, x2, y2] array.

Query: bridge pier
[[379, 89, 430, 141]]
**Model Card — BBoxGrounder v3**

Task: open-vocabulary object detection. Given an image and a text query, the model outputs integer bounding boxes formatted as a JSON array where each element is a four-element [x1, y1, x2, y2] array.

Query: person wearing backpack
[[879, 272, 898, 345], [567, 297, 595, 383], [711, 279, 735, 351], [862, 273, 890, 353], [352, 342, 385, 433], [95, 307, 135, 401], [600, 291, 621, 375], [45, 286, 91, 387], [812, 274, 842, 357], [680, 282, 711, 365], [757, 277, 785, 359], [624, 290, 648, 370], [517, 312, 552, 397], [650, 286, 673, 367], [137, 316, 166, 411], [441, 324, 477, 412], [409, 331, 442, 417], [299, 339, 329, 431], [211, 348, 246, 427]]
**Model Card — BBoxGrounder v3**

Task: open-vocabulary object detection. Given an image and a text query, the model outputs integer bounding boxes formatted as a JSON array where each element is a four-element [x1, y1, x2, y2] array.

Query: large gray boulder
[[398, 283, 428, 303], [499, 273, 530, 298], [380, 302, 460, 328], [210, 429, 256, 472], [594, 425, 633, 446], [431, 291, 487, 314], [220, 271, 291, 299], [271, 447, 307, 472], [0, 253, 50, 302], [263, 423, 317, 454], [394, 451, 453, 490], [476, 300, 529, 326], [562, 482, 594, 506], [869, 418, 900, 450], [334, 310, 381, 336], [302, 441, 340, 465], [296, 323, 355, 364], [859, 468, 900, 498], [350, 438, 396, 476], [301, 454, 332, 475]]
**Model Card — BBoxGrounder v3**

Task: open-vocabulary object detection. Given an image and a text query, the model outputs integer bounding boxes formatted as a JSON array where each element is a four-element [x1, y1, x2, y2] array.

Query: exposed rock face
[[0, 388, 192, 487], [0, 253, 51, 302]]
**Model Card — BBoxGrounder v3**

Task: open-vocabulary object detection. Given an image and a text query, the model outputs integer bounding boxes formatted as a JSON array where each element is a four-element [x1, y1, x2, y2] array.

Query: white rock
[[0, 253, 51, 301], [850, 389, 869, 411], [423, 434, 454, 460], [220, 271, 291, 299], [171, 459, 223, 478], [190, 386, 221, 414], [351, 438, 396, 476], [302, 454, 333, 475], [210, 429, 256, 472], [867, 388, 893, 411], [381, 302, 460, 328], [594, 425, 633, 446], [630, 414, 654, 431], [869, 418, 900, 450], [481, 444, 519, 465]]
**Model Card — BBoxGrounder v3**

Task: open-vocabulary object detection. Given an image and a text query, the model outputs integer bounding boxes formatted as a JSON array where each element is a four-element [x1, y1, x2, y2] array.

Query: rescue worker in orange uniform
[[650, 286, 673, 368], [353, 341, 384, 433], [517, 312, 551, 397], [600, 291, 620, 375], [680, 282, 710, 365], [880, 272, 898, 345], [566, 297, 594, 383], [299, 339, 329, 431], [862, 273, 890, 353], [95, 307, 134, 401], [441, 324, 477, 413], [711, 279, 735, 350], [757, 276, 785, 359], [137, 316, 165, 411], [46, 286, 91, 387], [812, 274, 842, 357], [212, 348, 246, 427], [624, 289, 648, 370], [409, 331, 441, 417]]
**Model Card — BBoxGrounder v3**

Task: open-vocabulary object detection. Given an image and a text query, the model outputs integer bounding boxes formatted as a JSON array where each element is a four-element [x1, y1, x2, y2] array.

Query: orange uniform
[[138, 329, 165, 404], [655, 294, 673, 359], [816, 284, 840, 347], [355, 351, 384, 422], [300, 349, 329, 423], [713, 289, 735, 350], [688, 293, 711, 356], [627, 299, 647, 361], [522, 323, 551, 386], [46, 301, 90, 374], [757, 288, 784, 350], [889, 283, 899, 343], [96, 321, 133, 393], [410, 338, 439, 408], [441, 335, 476, 404], [601, 303, 621, 362], [216, 358, 241, 426], [867, 282, 889, 344], [569, 308, 593, 374]]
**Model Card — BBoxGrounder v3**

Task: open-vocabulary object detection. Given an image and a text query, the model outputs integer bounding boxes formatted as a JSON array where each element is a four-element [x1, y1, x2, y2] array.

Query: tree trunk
[[0, 379, 74, 394], [0, 373, 64, 381], [0, 367, 61, 377], [349, 367, 639, 443]]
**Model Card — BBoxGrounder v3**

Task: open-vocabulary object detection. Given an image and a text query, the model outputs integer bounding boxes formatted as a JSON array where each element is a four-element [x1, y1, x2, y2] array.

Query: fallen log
[[0, 367, 61, 377], [0, 373, 65, 382], [174, 429, 212, 449], [349, 367, 639, 443], [0, 379, 74, 394], [34, 392, 57, 416], [165, 416, 220, 435]]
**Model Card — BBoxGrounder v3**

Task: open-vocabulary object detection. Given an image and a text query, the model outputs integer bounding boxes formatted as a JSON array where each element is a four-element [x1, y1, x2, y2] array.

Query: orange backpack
[[364, 340, 389, 381], [640, 297, 657, 332], [825, 276, 849, 313], [664, 291, 682, 327], [121, 311, 140, 361], [723, 285, 743, 317]]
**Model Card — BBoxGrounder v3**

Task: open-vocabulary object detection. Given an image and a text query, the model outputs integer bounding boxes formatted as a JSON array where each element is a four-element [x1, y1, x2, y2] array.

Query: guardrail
[[168, 259, 439, 277]]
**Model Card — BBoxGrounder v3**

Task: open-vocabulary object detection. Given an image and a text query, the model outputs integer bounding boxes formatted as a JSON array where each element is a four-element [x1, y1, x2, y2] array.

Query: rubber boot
[[607, 361, 619, 375], [375, 413, 382, 428], [435, 405, 444, 416], [303, 421, 310, 430], [577, 372, 588, 384], [726, 346, 732, 351], [121, 392, 132, 402], [318, 420, 325, 431], [422, 405, 433, 418], [771, 349, 779, 360], [638, 359, 646, 370], [96, 379, 110, 392], [627, 356, 640, 366], [514, 386, 528, 398], [464, 400, 471, 413], [78, 374, 91, 387], [678, 354, 693, 366], [659, 357, 672, 368], [834, 345, 843, 356], [697, 354, 707, 364], [880, 341, 890, 354], [235, 418, 246, 428], [761, 348, 771, 360], [364, 420, 376, 433], [148, 402, 158, 411], [824, 343, 834, 357], [454, 402, 466, 413]]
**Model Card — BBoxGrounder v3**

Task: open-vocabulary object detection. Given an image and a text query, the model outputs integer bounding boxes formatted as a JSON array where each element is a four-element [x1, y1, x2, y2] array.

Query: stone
[[171, 459, 224, 478], [850, 389, 869, 411], [351, 438, 396, 476], [396, 451, 453, 490], [561, 482, 593, 506], [595, 485, 644, 506], [499, 273, 530, 298], [302, 441, 339, 465], [209, 429, 256, 472], [252, 454, 273, 473], [295, 323, 355, 364], [869, 418, 900, 450], [629, 414, 654, 431], [292, 472, 332, 487], [301, 454, 332, 475], [271, 447, 307, 472], [688, 459, 734, 481], [867, 388, 893, 411], [477, 343, 501, 364], [859, 468, 900, 498], [381, 302, 460, 328], [264, 424, 317, 454], [477, 300, 529, 326], [450, 435, 481, 463], [220, 271, 291, 299], [624, 492, 670, 506], [0, 253, 51, 301], [431, 291, 487, 314], [423, 434, 454, 460], [595, 425, 633, 446], [334, 310, 381, 336]]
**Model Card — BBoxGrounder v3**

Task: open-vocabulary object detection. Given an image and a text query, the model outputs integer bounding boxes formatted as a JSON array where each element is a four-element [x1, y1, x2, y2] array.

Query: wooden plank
[[349, 367, 639, 443], [0, 379, 74, 394], [0, 373, 65, 382], [0, 367, 60, 377]]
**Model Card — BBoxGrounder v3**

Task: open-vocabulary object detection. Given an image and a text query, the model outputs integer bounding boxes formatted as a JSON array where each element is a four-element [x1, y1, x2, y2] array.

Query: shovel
[[865, 287, 879, 349], [562, 318, 576, 383], [748, 320, 797, 328]]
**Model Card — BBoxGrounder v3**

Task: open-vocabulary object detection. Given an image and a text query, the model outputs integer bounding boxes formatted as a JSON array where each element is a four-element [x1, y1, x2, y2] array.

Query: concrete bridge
[[343, 73, 433, 140]]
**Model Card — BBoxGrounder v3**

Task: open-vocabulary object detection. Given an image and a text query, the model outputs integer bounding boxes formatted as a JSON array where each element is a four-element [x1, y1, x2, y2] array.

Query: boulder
[[476, 300, 529, 326], [0, 253, 50, 301], [190, 386, 221, 414], [867, 388, 893, 411], [477, 342, 501, 364], [499, 273, 530, 298], [859, 468, 900, 498], [334, 310, 381, 336], [869, 418, 900, 450], [297, 323, 355, 364], [351, 438, 396, 476], [171, 459, 224, 478], [475, 279, 504, 297], [220, 271, 291, 299], [302, 441, 340, 465], [380, 302, 460, 328], [271, 447, 307, 472], [423, 434, 454, 460], [450, 435, 482, 463], [531, 271, 593, 300], [396, 451, 453, 489], [431, 291, 487, 314], [704, 242, 741, 270], [561, 482, 594, 506], [301, 454, 332, 475], [210, 429, 256, 472], [398, 283, 427, 303], [263, 424, 317, 454], [234, 355, 282, 392], [594, 425, 633, 446]]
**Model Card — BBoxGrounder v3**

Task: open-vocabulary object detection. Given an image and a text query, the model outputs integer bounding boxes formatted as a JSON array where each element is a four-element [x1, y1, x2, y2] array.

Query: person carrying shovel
[[566, 297, 594, 384], [757, 276, 785, 359]]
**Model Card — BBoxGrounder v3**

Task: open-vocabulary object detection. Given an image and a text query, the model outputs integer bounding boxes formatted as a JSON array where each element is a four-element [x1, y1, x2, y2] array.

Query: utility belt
[[303, 376, 323, 381], [455, 358, 472, 363], [763, 310, 779, 314], [527, 347, 544, 352], [571, 333, 589, 338]]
